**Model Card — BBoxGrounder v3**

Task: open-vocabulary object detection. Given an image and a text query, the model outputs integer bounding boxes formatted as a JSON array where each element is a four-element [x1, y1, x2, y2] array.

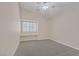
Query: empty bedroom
[[1, 2, 79, 56], [15, 2, 79, 56]]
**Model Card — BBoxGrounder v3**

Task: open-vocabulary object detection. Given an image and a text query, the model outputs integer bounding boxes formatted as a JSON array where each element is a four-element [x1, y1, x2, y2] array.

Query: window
[[21, 21, 38, 33]]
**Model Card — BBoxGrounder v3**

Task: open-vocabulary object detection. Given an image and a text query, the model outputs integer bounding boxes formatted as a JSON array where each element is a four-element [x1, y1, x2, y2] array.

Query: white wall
[[0, 3, 20, 55], [20, 35, 38, 41], [20, 8, 50, 41], [50, 6, 79, 50]]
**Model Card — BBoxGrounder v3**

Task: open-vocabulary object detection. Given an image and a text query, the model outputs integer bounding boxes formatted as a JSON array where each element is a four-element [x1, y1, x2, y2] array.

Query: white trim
[[12, 41, 20, 56], [21, 19, 39, 23], [50, 39, 79, 51]]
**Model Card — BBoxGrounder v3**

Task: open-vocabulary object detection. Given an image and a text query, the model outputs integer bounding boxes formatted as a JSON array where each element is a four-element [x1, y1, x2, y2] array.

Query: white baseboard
[[50, 39, 79, 51], [12, 41, 20, 56]]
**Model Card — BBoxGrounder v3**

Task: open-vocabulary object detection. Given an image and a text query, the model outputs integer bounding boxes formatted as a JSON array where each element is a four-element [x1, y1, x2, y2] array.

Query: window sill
[[20, 32, 38, 37]]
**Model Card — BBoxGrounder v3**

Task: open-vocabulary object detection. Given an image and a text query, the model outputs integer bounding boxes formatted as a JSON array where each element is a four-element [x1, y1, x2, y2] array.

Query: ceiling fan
[[36, 2, 55, 11]]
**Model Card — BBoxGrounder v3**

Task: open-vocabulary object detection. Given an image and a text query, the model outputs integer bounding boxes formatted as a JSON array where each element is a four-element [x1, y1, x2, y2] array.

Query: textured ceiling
[[19, 2, 79, 18]]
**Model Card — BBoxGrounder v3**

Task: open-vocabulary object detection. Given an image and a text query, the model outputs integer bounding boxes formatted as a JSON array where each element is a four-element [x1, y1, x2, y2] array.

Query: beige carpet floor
[[14, 39, 79, 56]]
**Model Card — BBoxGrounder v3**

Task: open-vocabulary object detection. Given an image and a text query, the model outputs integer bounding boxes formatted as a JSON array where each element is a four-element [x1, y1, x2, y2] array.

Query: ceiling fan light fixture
[[42, 5, 48, 10]]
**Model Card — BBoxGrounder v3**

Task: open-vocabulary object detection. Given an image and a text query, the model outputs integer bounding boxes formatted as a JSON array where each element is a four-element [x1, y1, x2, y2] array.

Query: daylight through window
[[21, 21, 38, 32]]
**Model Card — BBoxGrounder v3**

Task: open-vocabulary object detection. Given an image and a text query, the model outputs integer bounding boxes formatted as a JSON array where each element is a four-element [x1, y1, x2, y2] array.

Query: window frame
[[21, 20, 38, 33]]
